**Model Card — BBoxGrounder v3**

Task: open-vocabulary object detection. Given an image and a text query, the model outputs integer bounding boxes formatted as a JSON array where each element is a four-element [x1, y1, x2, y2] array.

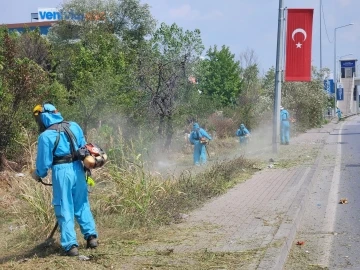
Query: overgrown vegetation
[[0, 0, 329, 167], [0, 142, 258, 261], [0, 0, 332, 267]]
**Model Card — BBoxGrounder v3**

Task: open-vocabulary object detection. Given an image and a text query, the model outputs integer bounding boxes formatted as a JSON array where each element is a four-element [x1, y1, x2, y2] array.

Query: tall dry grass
[[1, 124, 257, 256]]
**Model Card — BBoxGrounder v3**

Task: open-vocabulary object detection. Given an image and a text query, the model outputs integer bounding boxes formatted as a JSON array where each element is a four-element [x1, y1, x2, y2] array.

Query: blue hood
[[40, 103, 64, 128], [240, 124, 245, 129], [193, 123, 200, 130]]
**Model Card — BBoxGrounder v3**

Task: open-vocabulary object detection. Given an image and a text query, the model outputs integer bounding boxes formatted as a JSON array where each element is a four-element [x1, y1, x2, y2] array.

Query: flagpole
[[273, 0, 285, 154]]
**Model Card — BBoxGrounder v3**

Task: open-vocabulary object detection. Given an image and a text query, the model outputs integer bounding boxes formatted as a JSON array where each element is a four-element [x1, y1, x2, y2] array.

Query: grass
[[0, 246, 267, 270], [0, 124, 329, 269], [0, 150, 259, 268]]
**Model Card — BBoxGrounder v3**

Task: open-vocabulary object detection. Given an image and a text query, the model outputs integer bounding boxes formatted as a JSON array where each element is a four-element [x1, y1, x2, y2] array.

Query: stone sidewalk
[[168, 117, 344, 269], [174, 166, 314, 269]]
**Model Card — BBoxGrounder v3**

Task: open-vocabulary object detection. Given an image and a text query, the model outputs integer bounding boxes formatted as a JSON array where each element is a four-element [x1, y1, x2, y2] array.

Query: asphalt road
[[329, 116, 360, 269], [285, 115, 360, 270]]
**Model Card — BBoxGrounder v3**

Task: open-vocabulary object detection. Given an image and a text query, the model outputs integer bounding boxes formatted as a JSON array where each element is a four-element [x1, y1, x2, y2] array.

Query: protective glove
[[31, 170, 41, 182]]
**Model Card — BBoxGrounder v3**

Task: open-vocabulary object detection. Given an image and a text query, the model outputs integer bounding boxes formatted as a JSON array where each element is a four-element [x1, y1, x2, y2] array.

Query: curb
[[256, 124, 335, 269]]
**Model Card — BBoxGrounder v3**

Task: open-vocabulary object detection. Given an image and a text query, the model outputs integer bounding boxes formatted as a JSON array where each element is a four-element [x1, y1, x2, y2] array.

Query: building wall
[[338, 59, 358, 115], [8, 25, 52, 35], [338, 77, 355, 115], [5, 21, 55, 35]]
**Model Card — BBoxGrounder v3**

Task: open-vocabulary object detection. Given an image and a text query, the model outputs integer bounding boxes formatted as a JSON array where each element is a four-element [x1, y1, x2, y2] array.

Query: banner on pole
[[324, 79, 334, 94], [285, 9, 314, 82], [337, 84, 344, 101]]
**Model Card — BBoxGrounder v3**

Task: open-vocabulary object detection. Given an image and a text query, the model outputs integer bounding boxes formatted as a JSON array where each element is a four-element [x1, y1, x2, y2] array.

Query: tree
[[46, 0, 155, 133], [235, 49, 262, 128], [282, 67, 328, 130], [15, 28, 54, 73], [198, 45, 242, 106], [137, 23, 204, 149], [0, 30, 49, 168], [52, 31, 127, 134], [262, 66, 275, 101], [50, 0, 156, 46]]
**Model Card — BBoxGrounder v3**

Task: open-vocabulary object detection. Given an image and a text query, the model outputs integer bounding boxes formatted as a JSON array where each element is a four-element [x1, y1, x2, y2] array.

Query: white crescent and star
[[291, 28, 307, 49]]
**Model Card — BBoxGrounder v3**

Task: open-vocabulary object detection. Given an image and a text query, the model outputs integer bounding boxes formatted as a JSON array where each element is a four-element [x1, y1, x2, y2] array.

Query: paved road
[[330, 116, 360, 269], [285, 115, 360, 269]]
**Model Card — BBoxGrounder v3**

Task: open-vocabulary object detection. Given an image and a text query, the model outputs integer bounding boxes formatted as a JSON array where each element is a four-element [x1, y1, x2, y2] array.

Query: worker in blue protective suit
[[31, 103, 98, 256], [336, 107, 342, 121], [189, 123, 212, 166], [280, 106, 290, 145], [236, 124, 250, 145]]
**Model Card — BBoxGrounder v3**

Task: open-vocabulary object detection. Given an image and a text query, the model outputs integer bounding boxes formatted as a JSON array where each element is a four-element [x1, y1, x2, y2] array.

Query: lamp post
[[272, 0, 285, 154], [334, 23, 354, 112], [320, 0, 322, 70]]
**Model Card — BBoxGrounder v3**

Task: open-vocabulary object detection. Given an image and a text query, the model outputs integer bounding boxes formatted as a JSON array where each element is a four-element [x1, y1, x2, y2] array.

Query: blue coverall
[[336, 107, 342, 120], [189, 123, 212, 166], [35, 104, 97, 252], [236, 124, 250, 144], [280, 108, 290, 144]]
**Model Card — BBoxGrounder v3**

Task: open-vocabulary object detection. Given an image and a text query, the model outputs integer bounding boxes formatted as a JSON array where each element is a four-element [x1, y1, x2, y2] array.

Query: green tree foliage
[[0, 0, 332, 169], [15, 28, 54, 73], [54, 33, 127, 134], [259, 66, 329, 131], [198, 45, 242, 106], [137, 23, 204, 149], [282, 67, 328, 130], [49, 0, 156, 52], [235, 49, 263, 129], [262, 66, 276, 102], [47, 0, 153, 133], [0, 30, 49, 166]]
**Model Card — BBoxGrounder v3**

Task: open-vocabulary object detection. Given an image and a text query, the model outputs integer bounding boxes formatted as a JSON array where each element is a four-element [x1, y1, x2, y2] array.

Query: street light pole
[[272, 0, 285, 154], [334, 28, 337, 112], [333, 23, 354, 112], [320, 0, 322, 70]]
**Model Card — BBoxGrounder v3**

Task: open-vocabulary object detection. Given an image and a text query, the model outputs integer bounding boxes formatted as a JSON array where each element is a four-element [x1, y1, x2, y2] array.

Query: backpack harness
[[193, 130, 201, 140], [46, 121, 79, 165]]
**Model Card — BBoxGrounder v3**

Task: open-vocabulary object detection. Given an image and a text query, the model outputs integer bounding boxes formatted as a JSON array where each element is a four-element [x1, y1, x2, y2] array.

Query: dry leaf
[[339, 198, 348, 204]]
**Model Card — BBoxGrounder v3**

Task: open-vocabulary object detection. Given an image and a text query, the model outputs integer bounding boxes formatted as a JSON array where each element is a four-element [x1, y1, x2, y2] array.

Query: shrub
[[206, 112, 236, 139]]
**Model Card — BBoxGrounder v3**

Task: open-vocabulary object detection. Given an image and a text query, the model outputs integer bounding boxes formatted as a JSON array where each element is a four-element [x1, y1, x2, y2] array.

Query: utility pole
[[272, 0, 285, 154], [320, 0, 322, 70]]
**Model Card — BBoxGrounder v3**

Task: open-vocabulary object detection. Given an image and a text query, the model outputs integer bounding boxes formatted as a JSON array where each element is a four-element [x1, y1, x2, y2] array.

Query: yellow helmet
[[33, 102, 59, 133], [33, 104, 43, 116]]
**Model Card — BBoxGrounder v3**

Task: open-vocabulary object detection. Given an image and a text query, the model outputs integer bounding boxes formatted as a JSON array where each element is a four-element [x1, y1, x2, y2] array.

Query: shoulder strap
[[46, 123, 61, 156], [46, 121, 78, 157]]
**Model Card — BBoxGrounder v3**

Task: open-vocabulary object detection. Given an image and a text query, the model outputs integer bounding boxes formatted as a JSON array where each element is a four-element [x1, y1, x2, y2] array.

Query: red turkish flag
[[285, 9, 314, 82]]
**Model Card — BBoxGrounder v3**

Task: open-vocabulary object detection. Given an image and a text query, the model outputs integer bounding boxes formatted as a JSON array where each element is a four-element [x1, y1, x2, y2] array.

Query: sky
[[0, 0, 359, 77]]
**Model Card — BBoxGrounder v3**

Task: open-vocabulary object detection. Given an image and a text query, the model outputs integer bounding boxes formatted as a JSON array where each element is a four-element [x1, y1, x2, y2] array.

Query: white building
[[337, 59, 358, 115]]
